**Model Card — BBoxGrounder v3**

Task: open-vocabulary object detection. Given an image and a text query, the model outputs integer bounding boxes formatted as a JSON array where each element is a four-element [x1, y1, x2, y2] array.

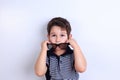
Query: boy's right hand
[[41, 40, 50, 51]]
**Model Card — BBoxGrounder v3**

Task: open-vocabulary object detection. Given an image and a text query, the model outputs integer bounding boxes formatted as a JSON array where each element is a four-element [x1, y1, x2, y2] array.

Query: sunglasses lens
[[52, 44, 57, 49], [47, 44, 53, 49], [47, 43, 57, 49], [59, 43, 69, 49], [59, 43, 65, 49]]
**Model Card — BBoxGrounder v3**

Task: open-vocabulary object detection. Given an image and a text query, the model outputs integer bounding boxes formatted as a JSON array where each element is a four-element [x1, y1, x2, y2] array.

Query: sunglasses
[[47, 43, 70, 50]]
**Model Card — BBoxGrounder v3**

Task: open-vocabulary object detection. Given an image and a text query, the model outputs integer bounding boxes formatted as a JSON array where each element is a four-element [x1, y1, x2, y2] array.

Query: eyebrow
[[50, 32, 67, 35], [50, 32, 55, 35]]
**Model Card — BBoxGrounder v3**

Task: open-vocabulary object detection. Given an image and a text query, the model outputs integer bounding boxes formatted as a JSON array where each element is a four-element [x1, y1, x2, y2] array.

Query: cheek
[[49, 37, 56, 43], [61, 37, 68, 42]]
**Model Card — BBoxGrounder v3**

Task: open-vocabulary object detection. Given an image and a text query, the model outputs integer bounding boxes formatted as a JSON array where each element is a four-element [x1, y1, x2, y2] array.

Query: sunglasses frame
[[47, 43, 70, 50]]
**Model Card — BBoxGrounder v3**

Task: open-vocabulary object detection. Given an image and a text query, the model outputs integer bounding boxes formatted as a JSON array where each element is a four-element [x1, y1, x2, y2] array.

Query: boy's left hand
[[67, 37, 79, 49]]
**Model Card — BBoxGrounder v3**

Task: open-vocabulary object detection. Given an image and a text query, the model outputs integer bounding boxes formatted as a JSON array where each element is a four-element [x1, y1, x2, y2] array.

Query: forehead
[[50, 26, 67, 33]]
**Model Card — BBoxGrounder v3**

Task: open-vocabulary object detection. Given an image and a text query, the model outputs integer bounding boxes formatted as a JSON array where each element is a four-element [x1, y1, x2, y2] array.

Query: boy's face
[[48, 26, 69, 44]]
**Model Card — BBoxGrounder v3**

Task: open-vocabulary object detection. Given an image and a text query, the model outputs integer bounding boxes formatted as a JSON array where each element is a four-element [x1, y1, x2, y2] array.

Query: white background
[[0, 0, 120, 80]]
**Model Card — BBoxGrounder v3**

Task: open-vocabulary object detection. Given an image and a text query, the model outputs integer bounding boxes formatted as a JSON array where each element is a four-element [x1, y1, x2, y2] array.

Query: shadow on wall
[[24, 23, 47, 80], [39, 22, 48, 41]]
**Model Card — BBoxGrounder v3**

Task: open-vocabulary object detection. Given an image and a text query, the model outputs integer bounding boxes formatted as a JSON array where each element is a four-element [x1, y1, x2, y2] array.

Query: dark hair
[[47, 17, 71, 36]]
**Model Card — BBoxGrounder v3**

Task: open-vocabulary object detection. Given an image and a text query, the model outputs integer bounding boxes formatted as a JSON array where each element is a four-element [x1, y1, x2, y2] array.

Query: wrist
[[41, 47, 48, 52], [40, 49, 47, 56]]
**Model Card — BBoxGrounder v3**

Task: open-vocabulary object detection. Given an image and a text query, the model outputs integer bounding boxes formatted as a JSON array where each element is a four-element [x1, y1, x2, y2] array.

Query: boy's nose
[[56, 37, 61, 43]]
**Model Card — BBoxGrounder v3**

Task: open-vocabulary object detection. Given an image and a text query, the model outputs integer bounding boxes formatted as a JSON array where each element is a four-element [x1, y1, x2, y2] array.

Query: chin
[[55, 47, 62, 50]]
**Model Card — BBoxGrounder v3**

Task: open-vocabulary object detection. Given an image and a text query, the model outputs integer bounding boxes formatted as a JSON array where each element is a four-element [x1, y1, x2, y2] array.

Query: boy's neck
[[54, 49, 66, 56]]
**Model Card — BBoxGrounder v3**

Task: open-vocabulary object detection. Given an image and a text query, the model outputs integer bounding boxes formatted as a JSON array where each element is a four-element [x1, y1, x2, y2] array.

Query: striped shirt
[[46, 46, 79, 80]]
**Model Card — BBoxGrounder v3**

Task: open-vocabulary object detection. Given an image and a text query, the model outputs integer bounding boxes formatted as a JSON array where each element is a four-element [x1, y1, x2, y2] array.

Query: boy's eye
[[61, 34, 65, 37], [51, 35, 56, 37]]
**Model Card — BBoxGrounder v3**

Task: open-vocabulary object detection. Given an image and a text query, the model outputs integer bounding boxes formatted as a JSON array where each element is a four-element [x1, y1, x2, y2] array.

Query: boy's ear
[[68, 34, 72, 39]]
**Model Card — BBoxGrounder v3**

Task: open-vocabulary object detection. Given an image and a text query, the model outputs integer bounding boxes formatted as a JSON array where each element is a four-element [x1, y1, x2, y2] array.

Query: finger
[[66, 40, 69, 43], [46, 40, 51, 45], [69, 34, 72, 39]]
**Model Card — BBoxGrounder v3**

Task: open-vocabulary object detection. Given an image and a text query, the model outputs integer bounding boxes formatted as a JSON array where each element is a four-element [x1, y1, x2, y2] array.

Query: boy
[[35, 17, 87, 80]]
